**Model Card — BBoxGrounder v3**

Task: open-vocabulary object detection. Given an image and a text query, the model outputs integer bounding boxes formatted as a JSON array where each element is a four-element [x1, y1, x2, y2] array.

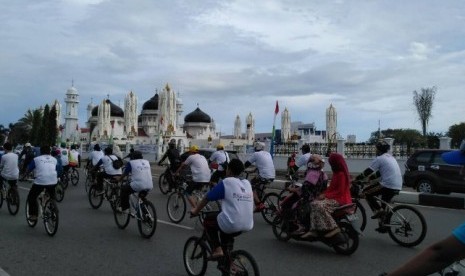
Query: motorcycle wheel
[[271, 216, 292, 242], [332, 222, 359, 255]]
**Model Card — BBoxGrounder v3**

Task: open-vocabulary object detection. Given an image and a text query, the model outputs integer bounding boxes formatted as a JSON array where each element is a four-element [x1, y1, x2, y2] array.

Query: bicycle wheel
[[386, 205, 427, 247], [25, 200, 38, 227], [62, 174, 69, 189], [113, 198, 130, 229], [6, 188, 20, 215], [271, 216, 292, 242], [84, 174, 92, 193], [137, 200, 157, 239], [261, 192, 280, 225], [183, 236, 208, 276], [166, 192, 186, 223], [55, 182, 65, 203], [43, 200, 59, 236], [230, 250, 260, 276], [159, 173, 170, 195], [88, 185, 104, 209], [353, 199, 367, 232], [332, 221, 359, 255], [70, 168, 79, 186]]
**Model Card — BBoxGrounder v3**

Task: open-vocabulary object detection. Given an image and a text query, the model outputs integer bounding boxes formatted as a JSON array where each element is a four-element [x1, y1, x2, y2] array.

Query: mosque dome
[[184, 107, 211, 123], [91, 99, 124, 117], [142, 93, 159, 110], [66, 86, 78, 95]]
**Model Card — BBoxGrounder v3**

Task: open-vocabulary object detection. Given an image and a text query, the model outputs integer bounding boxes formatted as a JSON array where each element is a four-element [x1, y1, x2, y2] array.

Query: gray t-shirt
[[369, 153, 402, 190]]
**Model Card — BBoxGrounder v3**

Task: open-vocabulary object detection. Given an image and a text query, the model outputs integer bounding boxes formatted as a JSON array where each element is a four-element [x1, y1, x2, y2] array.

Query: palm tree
[[413, 87, 436, 136]]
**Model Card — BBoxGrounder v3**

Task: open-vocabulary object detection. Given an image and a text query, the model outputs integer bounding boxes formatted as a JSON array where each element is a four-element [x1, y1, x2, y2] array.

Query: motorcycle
[[271, 183, 360, 255]]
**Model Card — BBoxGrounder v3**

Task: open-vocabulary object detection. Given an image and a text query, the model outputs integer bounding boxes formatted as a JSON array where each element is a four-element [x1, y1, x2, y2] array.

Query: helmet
[[254, 142, 265, 151], [300, 144, 310, 153], [25, 142, 31, 147], [60, 142, 66, 148], [375, 140, 390, 153], [216, 144, 224, 150], [189, 145, 199, 152], [169, 139, 176, 145]]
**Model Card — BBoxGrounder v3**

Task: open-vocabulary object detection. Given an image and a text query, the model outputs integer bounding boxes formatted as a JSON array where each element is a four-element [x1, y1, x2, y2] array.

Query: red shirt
[[324, 171, 352, 205]]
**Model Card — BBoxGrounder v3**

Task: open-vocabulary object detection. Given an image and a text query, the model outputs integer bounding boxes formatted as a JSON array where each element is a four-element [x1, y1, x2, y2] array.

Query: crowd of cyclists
[[2, 137, 465, 275]]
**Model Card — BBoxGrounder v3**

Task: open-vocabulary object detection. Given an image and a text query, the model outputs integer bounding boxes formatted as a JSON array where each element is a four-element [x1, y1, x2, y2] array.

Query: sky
[[1, 0, 465, 142]]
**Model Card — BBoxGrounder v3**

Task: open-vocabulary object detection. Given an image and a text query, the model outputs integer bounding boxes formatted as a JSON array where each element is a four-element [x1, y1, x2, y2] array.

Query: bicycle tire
[[332, 221, 359, 255], [55, 182, 65, 203], [271, 216, 292, 242], [386, 205, 427, 247], [183, 236, 208, 276], [6, 188, 20, 215], [84, 174, 92, 193], [108, 186, 120, 212], [166, 191, 186, 223], [353, 199, 367, 232], [113, 198, 130, 229], [88, 185, 104, 209], [62, 173, 69, 189], [43, 200, 59, 236], [25, 200, 38, 227], [261, 192, 280, 225], [70, 169, 79, 186], [137, 200, 157, 239], [230, 249, 260, 276], [159, 173, 170, 195]]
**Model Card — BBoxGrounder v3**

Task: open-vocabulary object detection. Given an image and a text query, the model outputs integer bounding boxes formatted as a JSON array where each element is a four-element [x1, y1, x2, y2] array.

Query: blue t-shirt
[[453, 222, 465, 245]]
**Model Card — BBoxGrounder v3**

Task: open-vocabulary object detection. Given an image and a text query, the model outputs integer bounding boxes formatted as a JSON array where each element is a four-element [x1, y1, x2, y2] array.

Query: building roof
[[184, 107, 211, 123], [142, 93, 159, 110], [91, 99, 124, 117]]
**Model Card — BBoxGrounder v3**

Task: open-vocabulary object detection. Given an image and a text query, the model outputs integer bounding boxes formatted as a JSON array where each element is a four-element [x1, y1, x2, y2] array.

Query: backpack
[[110, 155, 124, 170]]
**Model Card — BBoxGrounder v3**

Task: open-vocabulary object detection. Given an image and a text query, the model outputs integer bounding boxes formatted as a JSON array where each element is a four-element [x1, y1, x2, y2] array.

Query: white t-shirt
[[369, 153, 403, 190], [0, 152, 19, 180], [128, 159, 153, 191], [217, 177, 254, 234], [59, 147, 69, 166], [33, 155, 58, 185], [90, 150, 104, 166], [69, 149, 79, 165], [209, 150, 230, 171], [247, 150, 276, 179], [184, 153, 211, 182], [101, 155, 123, 176], [295, 153, 311, 168]]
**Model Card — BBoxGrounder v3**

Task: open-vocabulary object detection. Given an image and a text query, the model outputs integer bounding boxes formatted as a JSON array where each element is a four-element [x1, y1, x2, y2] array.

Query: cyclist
[[117, 151, 153, 213], [382, 146, 465, 276], [19, 142, 35, 176], [292, 144, 312, 174], [244, 142, 276, 212], [353, 140, 402, 232], [26, 145, 58, 221], [158, 139, 181, 191], [58, 142, 70, 176], [191, 158, 254, 259], [174, 145, 210, 208], [286, 152, 296, 177], [0, 142, 19, 191], [123, 147, 135, 160], [209, 144, 230, 185], [93, 147, 122, 194], [69, 144, 81, 168]]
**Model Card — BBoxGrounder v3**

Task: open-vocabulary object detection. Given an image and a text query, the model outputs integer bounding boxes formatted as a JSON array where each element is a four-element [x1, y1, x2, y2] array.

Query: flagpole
[[270, 101, 279, 159]]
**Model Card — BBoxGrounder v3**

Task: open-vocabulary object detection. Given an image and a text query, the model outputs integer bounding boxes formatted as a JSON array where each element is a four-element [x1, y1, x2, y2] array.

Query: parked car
[[403, 149, 465, 194]]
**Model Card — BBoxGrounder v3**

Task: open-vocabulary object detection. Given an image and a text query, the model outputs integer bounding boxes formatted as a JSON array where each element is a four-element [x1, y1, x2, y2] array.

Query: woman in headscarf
[[301, 153, 352, 238]]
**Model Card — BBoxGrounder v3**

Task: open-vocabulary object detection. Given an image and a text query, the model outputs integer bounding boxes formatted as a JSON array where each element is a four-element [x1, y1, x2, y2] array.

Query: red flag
[[274, 100, 279, 115]]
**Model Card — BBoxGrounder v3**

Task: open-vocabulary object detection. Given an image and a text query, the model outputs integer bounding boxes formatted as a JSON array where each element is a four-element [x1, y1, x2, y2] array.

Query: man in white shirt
[[69, 144, 81, 168], [209, 144, 230, 185], [175, 145, 211, 208], [93, 147, 123, 194], [59, 142, 70, 175], [0, 142, 19, 190]]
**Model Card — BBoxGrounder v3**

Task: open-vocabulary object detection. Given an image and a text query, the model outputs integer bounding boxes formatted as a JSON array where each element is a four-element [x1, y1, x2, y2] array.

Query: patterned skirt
[[310, 198, 339, 231]]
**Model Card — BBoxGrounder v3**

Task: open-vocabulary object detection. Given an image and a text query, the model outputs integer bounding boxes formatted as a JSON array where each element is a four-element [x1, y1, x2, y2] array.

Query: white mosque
[[54, 83, 341, 156]]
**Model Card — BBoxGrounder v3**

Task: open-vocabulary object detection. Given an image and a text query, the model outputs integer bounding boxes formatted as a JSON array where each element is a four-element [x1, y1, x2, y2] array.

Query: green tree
[[38, 105, 51, 146], [49, 105, 58, 146], [28, 108, 43, 146], [413, 87, 436, 136], [447, 122, 465, 148]]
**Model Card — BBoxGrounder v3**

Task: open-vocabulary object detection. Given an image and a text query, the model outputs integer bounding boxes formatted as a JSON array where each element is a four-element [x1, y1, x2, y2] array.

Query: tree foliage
[[447, 122, 465, 148], [413, 87, 436, 136]]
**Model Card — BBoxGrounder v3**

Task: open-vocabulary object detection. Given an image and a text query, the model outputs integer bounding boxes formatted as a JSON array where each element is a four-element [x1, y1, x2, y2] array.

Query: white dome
[[66, 86, 78, 95]]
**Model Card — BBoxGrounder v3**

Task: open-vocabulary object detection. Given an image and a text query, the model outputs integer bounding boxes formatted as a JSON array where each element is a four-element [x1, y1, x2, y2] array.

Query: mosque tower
[[159, 84, 177, 133], [63, 84, 79, 141], [176, 92, 183, 128], [97, 99, 111, 138], [281, 107, 291, 143], [245, 112, 255, 143], [52, 99, 61, 128], [326, 103, 337, 142], [124, 91, 138, 137], [234, 115, 241, 139]]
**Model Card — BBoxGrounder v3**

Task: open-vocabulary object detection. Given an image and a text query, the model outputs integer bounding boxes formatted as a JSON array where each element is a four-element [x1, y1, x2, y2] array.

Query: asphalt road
[[0, 168, 464, 276]]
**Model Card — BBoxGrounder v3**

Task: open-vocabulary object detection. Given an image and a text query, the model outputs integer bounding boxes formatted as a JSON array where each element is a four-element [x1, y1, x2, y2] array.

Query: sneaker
[[371, 210, 385, 219], [301, 231, 318, 239], [254, 202, 266, 213], [116, 207, 129, 214], [324, 228, 341, 238]]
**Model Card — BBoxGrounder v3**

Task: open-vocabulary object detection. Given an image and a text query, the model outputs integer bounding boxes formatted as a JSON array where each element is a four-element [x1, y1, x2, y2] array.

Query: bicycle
[[166, 174, 220, 224], [113, 190, 157, 239], [352, 180, 427, 247], [25, 187, 59, 236], [159, 164, 175, 195], [183, 211, 260, 276], [88, 175, 121, 211], [0, 179, 20, 215], [55, 178, 65, 203], [243, 169, 280, 225], [63, 166, 79, 187]]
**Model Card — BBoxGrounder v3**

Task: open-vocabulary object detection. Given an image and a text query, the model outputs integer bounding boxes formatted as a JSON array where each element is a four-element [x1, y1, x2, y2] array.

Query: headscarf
[[328, 153, 350, 183]]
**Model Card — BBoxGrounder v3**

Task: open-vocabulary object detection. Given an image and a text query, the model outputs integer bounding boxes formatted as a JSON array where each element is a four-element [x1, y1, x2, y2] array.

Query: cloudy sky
[[1, 0, 464, 141]]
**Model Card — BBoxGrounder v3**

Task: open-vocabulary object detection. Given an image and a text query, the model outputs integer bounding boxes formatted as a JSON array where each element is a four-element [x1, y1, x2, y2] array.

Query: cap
[[189, 145, 199, 152], [25, 142, 31, 147], [216, 144, 224, 150]]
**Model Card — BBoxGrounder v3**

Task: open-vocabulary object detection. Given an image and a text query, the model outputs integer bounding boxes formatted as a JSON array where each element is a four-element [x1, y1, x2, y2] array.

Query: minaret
[[326, 104, 337, 142], [159, 84, 177, 133], [124, 91, 138, 137], [176, 92, 183, 128], [245, 112, 255, 142], [281, 107, 291, 143], [97, 99, 111, 138], [63, 84, 79, 141], [234, 115, 241, 139], [53, 99, 61, 128]]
